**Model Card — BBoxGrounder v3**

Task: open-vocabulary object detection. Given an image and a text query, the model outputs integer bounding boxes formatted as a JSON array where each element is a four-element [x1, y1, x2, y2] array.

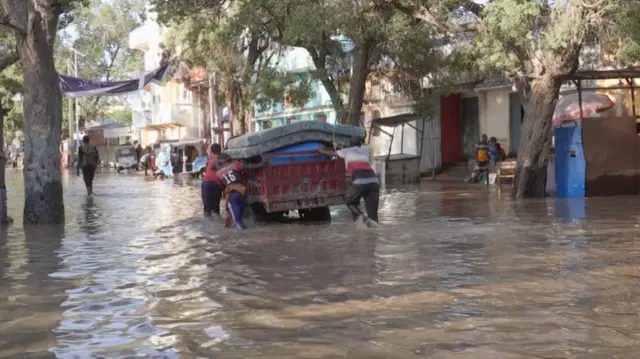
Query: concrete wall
[[582, 116, 640, 196], [479, 88, 511, 150]]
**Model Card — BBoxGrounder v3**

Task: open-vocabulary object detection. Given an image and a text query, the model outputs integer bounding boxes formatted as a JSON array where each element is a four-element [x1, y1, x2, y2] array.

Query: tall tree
[[0, 30, 19, 227], [398, 0, 606, 198], [155, 0, 312, 135], [67, 0, 145, 123], [269, 0, 395, 126], [0, 0, 87, 224], [609, 0, 640, 64]]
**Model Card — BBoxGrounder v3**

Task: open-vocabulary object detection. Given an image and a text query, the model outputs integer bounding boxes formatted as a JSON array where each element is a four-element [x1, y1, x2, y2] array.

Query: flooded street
[[3, 168, 640, 358]]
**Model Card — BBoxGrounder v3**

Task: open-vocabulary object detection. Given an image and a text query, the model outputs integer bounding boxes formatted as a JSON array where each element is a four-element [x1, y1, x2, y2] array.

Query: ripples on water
[[2, 169, 640, 358]]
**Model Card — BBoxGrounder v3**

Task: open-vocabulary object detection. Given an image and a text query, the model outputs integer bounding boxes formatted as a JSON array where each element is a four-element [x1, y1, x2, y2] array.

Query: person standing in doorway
[[77, 135, 100, 195]]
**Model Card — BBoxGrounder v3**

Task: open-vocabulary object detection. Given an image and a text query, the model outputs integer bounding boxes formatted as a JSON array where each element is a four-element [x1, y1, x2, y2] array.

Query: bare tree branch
[[0, 0, 28, 36], [388, 0, 476, 34]]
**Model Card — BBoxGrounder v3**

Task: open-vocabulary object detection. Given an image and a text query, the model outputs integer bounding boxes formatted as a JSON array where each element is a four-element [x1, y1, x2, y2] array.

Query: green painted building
[[253, 48, 338, 131]]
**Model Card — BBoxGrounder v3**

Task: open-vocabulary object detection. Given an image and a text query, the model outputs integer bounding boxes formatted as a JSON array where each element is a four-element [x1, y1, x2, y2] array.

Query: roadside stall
[[368, 113, 430, 185]]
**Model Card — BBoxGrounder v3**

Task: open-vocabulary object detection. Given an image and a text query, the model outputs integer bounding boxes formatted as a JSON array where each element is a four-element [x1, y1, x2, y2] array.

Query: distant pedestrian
[[77, 135, 100, 195], [135, 143, 143, 167]]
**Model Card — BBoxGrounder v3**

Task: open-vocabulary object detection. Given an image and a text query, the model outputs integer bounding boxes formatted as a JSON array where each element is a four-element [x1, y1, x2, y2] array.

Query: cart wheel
[[309, 207, 331, 221], [251, 203, 269, 221], [117, 167, 122, 174], [298, 209, 311, 221]]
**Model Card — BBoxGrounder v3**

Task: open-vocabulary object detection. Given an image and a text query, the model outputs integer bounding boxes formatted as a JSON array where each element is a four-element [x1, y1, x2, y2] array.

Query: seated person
[[488, 137, 506, 162], [467, 134, 490, 183]]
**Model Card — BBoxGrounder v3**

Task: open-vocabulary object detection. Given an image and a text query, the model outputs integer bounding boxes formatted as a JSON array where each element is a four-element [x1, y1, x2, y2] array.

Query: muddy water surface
[[2, 168, 640, 358]]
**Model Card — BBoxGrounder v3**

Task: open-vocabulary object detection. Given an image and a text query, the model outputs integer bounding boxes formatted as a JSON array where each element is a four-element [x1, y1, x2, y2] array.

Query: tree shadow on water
[[0, 225, 73, 359]]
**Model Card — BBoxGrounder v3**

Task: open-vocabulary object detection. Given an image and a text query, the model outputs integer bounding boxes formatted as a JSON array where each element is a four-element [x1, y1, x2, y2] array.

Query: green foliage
[[254, 68, 314, 111], [57, 0, 91, 28], [63, 0, 145, 121], [160, 0, 314, 120], [107, 107, 133, 124], [609, 0, 640, 65], [0, 66, 23, 144]]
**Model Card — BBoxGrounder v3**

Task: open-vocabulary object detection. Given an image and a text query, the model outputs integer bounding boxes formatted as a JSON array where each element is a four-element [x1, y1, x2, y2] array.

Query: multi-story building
[[128, 7, 204, 147], [253, 47, 339, 131]]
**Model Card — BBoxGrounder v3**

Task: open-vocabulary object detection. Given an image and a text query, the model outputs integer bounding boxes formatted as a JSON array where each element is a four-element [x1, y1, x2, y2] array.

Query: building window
[[263, 120, 273, 129], [315, 113, 327, 122], [287, 116, 298, 124]]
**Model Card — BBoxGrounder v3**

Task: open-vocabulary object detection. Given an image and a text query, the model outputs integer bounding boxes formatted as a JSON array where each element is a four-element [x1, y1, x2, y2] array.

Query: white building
[[128, 6, 203, 147]]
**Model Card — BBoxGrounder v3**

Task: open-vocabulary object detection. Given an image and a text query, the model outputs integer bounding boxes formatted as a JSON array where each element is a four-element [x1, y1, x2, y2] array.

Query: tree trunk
[[0, 108, 8, 226], [306, 47, 347, 121], [17, 11, 65, 224], [228, 81, 247, 137], [344, 42, 371, 126], [512, 76, 561, 198]]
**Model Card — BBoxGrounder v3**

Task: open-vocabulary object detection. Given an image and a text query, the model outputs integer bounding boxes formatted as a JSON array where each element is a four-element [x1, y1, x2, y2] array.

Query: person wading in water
[[202, 143, 223, 218], [77, 135, 100, 195]]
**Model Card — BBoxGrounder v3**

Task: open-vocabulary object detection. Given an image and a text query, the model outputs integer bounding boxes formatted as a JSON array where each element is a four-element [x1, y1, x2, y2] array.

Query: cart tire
[[251, 203, 269, 221], [309, 206, 331, 221], [252, 204, 287, 221], [298, 209, 311, 221]]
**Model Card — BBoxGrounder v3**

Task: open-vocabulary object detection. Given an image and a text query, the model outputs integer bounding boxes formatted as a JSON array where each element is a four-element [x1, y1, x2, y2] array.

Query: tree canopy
[[152, 0, 441, 131], [63, 0, 145, 123]]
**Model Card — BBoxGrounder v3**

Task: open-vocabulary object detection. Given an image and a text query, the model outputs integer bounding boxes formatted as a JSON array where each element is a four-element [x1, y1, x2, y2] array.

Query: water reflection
[[79, 196, 101, 236], [0, 226, 68, 359], [4, 171, 640, 357]]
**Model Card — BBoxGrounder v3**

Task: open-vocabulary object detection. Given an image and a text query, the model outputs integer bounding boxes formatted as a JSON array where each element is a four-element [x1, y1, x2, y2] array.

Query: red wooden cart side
[[242, 151, 347, 214]]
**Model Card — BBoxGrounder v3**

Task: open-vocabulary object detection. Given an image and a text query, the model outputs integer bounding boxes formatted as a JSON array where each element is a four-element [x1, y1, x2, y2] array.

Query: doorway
[[509, 93, 524, 155], [461, 97, 480, 159]]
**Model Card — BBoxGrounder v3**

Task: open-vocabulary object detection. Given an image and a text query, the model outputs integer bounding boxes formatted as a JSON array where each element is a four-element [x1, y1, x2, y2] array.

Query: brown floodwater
[[2, 168, 640, 358]]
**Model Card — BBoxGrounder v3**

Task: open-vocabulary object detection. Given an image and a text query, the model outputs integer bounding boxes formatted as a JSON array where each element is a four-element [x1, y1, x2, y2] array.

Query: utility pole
[[74, 50, 80, 148], [67, 61, 74, 141], [208, 73, 217, 143], [0, 106, 10, 226], [67, 61, 74, 168], [69, 47, 85, 148]]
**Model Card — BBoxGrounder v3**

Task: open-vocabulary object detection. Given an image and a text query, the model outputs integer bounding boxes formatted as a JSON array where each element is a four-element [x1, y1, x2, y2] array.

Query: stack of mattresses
[[224, 121, 365, 159]]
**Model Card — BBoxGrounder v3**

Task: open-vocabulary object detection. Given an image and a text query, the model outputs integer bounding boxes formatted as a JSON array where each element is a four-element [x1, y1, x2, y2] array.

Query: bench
[[496, 160, 517, 197]]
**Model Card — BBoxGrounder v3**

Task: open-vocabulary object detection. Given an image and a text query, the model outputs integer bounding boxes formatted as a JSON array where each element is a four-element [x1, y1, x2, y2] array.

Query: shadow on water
[[0, 225, 70, 359]]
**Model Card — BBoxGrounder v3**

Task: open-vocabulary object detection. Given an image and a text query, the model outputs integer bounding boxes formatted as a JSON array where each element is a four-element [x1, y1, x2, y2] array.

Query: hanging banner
[[60, 62, 170, 98]]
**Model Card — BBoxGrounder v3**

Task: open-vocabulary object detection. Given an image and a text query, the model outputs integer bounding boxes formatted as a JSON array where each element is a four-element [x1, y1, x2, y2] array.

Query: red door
[[440, 94, 462, 165]]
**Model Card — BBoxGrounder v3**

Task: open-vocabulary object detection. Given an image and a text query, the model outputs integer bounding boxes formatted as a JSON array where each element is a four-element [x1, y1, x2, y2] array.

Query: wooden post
[[626, 78, 636, 118], [0, 107, 10, 226]]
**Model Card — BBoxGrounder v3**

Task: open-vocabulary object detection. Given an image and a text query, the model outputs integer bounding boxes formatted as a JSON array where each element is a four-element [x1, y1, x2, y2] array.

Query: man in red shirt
[[202, 143, 223, 217]]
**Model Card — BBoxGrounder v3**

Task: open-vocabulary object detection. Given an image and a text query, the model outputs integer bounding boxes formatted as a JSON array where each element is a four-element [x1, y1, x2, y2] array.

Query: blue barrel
[[555, 127, 586, 197], [269, 141, 329, 165]]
